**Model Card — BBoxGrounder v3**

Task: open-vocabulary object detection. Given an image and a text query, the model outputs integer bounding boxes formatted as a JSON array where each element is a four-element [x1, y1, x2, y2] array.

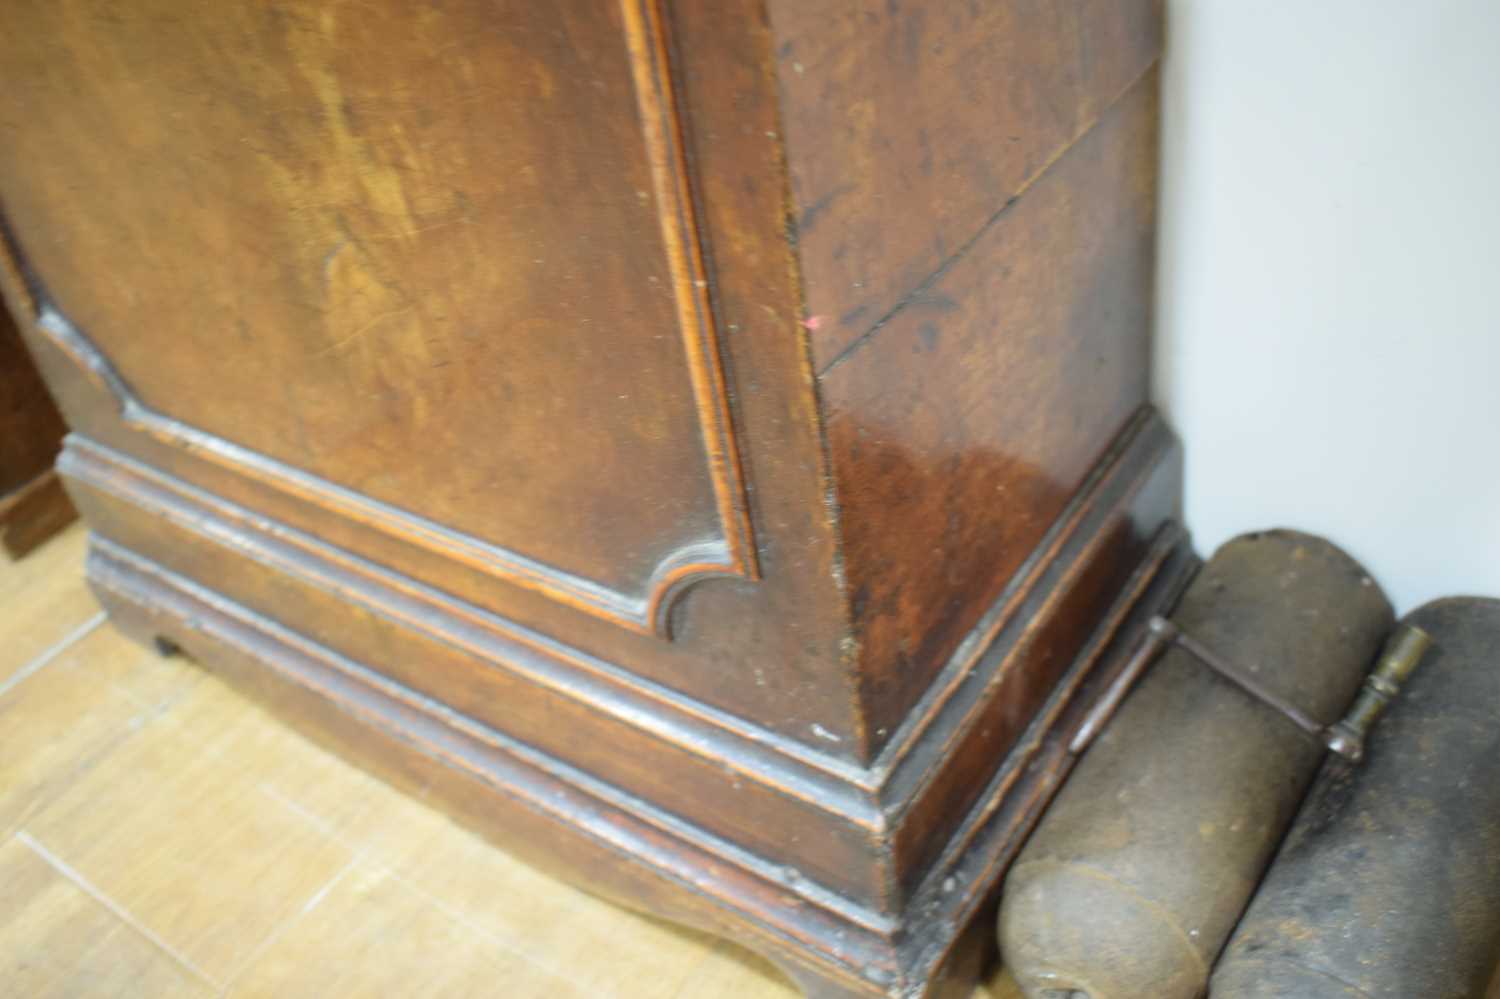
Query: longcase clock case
[[0, 1, 1189, 995]]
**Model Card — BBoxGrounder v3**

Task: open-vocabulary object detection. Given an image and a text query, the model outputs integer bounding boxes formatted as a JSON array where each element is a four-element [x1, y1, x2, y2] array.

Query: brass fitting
[[1324, 623, 1434, 762]]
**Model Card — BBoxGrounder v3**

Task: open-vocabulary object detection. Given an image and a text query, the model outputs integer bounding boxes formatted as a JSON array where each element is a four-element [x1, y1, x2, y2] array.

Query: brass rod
[[1070, 617, 1432, 763], [1069, 624, 1171, 754], [1152, 617, 1327, 738]]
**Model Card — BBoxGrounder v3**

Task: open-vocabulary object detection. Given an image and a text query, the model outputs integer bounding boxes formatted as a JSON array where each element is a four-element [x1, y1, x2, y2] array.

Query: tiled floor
[[0, 524, 1021, 998]]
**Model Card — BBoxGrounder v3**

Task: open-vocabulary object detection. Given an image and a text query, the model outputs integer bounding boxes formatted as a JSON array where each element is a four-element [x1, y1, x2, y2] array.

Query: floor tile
[[0, 524, 99, 688], [0, 625, 196, 839], [274, 762, 798, 997], [0, 835, 212, 998], [224, 861, 588, 999], [23, 677, 357, 986], [667, 938, 799, 998]]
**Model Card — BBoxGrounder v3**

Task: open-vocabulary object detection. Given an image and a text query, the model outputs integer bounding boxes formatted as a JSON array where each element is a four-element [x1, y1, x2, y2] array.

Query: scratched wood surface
[[0, 523, 1023, 999]]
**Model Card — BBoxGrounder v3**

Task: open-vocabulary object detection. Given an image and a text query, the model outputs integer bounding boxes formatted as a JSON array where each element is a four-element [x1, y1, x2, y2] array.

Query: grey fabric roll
[[999, 530, 1393, 999], [1211, 597, 1500, 999]]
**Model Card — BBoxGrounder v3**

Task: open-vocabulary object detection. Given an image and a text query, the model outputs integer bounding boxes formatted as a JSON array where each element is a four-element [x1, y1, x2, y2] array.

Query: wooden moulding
[[63, 410, 1193, 998]]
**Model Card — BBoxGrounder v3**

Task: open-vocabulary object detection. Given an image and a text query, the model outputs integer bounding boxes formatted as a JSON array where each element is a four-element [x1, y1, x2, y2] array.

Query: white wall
[[1154, 0, 1500, 613]]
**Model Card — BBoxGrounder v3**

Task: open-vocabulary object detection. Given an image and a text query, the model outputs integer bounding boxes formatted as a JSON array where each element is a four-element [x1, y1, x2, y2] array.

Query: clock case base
[[64, 410, 1192, 999]]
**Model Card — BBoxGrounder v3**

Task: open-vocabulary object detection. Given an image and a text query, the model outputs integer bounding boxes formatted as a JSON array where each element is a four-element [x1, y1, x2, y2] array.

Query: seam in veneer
[[816, 57, 1162, 378]]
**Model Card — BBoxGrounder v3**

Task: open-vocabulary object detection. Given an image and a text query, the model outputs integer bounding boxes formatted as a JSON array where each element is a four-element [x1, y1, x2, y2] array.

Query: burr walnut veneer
[[0, 2, 1191, 994]]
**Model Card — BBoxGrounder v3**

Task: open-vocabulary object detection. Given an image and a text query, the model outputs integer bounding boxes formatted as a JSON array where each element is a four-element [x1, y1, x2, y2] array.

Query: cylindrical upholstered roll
[[998, 530, 1394, 999], [1211, 597, 1500, 999]]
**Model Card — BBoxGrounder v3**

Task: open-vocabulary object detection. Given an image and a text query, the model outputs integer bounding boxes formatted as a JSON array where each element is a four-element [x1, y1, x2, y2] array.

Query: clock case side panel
[[821, 73, 1167, 756], [767, 0, 1171, 755], [767, 1, 1185, 889]]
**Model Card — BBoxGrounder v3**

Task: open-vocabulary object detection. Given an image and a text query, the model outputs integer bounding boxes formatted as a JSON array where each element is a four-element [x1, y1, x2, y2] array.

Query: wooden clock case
[[0, 1, 1191, 994]]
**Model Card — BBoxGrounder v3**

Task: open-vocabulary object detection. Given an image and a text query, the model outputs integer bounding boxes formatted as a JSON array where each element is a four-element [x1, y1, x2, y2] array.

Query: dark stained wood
[[0, 303, 74, 558], [821, 74, 1162, 751], [0, 2, 1183, 994], [882, 421, 1187, 902]]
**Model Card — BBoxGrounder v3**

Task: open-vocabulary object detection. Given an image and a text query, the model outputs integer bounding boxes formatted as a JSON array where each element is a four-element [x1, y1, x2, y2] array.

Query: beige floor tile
[[0, 835, 212, 998], [23, 676, 357, 987], [0, 625, 197, 838], [343, 801, 722, 994], [0, 524, 99, 688], [375, 811, 588, 950], [225, 861, 589, 999], [294, 775, 795, 997], [540, 894, 770, 997], [250, 734, 443, 865]]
